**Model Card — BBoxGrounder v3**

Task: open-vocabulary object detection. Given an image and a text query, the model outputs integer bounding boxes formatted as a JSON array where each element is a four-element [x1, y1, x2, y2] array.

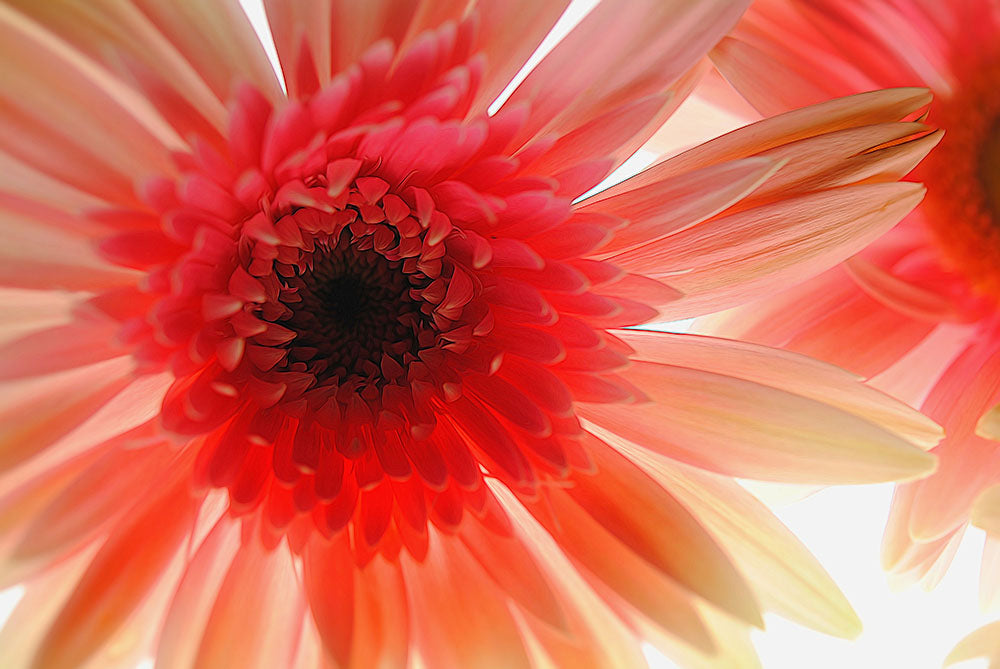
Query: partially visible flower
[[0, 1, 943, 667], [701, 0, 1000, 601]]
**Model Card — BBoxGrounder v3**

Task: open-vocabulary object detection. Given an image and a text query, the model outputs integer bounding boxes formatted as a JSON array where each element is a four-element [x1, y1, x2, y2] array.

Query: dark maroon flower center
[[277, 228, 434, 384]]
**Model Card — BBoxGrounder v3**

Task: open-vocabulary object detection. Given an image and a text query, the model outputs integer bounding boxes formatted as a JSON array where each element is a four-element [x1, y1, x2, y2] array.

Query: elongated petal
[[582, 157, 781, 257], [31, 478, 198, 669], [0, 3, 185, 202], [617, 330, 943, 449], [581, 360, 937, 484], [194, 536, 304, 669], [568, 436, 762, 627], [505, 0, 749, 144], [615, 182, 926, 318], [944, 621, 1000, 666], [972, 486, 1000, 536], [630, 450, 862, 638], [156, 517, 242, 669]]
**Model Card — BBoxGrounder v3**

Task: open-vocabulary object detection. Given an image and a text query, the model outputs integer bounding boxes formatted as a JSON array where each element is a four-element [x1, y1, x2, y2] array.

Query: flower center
[[279, 229, 432, 384], [918, 57, 1000, 300], [980, 117, 1000, 224]]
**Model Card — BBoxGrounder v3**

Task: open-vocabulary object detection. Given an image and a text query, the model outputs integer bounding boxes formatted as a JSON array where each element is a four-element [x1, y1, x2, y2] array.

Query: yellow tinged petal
[[944, 621, 1000, 666], [971, 486, 1000, 537], [616, 330, 944, 450], [583, 361, 938, 485], [621, 447, 863, 638], [977, 404, 1000, 441]]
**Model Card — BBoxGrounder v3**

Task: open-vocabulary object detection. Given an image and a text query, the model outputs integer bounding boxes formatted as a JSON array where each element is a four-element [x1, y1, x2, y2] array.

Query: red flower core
[[92, 28, 664, 562], [919, 54, 1000, 301]]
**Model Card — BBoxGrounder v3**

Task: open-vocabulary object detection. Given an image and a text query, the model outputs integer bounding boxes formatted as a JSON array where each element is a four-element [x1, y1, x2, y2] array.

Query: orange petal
[[31, 477, 199, 669], [567, 436, 763, 628]]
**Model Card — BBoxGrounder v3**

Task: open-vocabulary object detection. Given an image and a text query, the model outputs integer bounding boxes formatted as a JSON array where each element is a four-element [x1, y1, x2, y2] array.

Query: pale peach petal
[[945, 621, 1000, 666], [6, 0, 262, 135], [154, 516, 241, 669], [119, 0, 282, 104], [582, 156, 782, 257], [617, 329, 943, 450], [0, 546, 97, 668], [643, 603, 762, 669], [505, 0, 749, 144], [981, 537, 1000, 613], [701, 266, 940, 379], [634, 87, 930, 189], [458, 516, 568, 630], [582, 361, 937, 485], [745, 124, 941, 202], [845, 255, 967, 323], [710, 35, 850, 117], [0, 358, 134, 471], [908, 435, 1000, 542], [264, 0, 423, 98], [972, 486, 1000, 537], [619, 447, 863, 637], [11, 437, 176, 564], [0, 150, 106, 214], [0, 206, 142, 291], [0, 318, 125, 381], [881, 482, 919, 571], [527, 484, 716, 653], [0, 4, 186, 202], [471, 0, 573, 115], [979, 403, 1000, 441], [616, 182, 926, 318]]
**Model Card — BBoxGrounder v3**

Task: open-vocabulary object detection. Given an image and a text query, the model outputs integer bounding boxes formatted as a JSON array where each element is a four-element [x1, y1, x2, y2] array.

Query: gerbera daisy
[[699, 0, 1000, 663], [0, 1, 943, 667]]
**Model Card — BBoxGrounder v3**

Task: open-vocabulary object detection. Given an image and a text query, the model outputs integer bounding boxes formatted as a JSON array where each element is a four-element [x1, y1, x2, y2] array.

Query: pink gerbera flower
[[701, 0, 1000, 663], [0, 1, 944, 666]]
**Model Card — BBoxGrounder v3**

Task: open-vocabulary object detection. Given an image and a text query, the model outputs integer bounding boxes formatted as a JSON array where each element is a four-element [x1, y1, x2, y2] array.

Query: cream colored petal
[[944, 621, 1000, 667], [972, 486, 1000, 536]]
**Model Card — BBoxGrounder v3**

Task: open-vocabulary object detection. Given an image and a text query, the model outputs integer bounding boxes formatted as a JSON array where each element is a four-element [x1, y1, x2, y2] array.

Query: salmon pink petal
[[0, 4, 185, 202], [155, 517, 242, 669], [193, 532, 305, 669], [617, 329, 943, 449], [403, 534, 533, 668], [567, 437, 763, 627]]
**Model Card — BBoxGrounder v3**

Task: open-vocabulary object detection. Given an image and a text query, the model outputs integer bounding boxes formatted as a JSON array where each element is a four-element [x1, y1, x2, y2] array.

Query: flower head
[[703, 0, 1000, 603], [0, 1, 943, 667]]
